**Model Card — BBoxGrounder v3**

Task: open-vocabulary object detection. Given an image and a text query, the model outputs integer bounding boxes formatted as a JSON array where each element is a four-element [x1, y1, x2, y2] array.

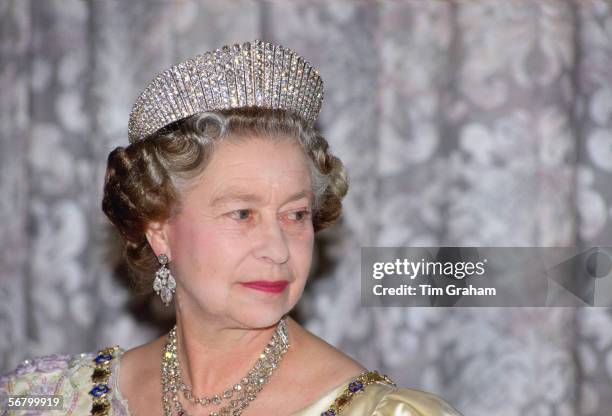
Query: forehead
[[185, 137, 313, 202]]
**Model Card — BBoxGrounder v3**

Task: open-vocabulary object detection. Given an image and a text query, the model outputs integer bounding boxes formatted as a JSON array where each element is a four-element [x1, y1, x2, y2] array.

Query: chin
[[232, 306, 293, 329]]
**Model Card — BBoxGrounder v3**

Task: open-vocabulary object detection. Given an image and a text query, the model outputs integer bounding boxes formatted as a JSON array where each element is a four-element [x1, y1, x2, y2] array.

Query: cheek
[[287, 233, 314, 301], [168, 219, 230, 278], [290, 228, 314, 275]]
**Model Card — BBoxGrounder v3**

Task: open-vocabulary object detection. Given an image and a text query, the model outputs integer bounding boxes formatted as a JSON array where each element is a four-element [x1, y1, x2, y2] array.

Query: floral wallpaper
[[1, 1, 612, 415]]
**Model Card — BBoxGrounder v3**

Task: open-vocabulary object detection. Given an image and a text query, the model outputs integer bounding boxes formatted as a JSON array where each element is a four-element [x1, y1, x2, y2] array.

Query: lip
[[240, 280, 289, 293]]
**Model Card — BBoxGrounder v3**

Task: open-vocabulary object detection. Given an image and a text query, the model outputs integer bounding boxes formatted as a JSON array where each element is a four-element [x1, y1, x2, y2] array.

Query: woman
[[1, 40, 462, 416]]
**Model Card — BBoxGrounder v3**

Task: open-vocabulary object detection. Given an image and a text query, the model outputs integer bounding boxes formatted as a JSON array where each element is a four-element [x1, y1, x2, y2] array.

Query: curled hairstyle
[[102, 107, 348, 294]]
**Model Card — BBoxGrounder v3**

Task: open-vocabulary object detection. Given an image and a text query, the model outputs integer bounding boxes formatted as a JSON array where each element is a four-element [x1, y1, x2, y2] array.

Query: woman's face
[[147, 137, 315, 328]]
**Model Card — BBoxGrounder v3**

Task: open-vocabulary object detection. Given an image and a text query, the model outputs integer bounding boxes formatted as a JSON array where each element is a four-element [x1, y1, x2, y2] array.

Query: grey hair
[[154, 109, 334, 219]]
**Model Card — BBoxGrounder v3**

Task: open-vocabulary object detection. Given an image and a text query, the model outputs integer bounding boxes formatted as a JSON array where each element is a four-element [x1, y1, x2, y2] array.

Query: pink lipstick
[[240, 280, 288, 293]]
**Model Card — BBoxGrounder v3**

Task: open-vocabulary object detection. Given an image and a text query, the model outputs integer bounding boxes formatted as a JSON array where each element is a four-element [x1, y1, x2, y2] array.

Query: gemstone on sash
[[89, 383, 110, 397], [94, 353, 113, 364], [348, 380, 364, 393]]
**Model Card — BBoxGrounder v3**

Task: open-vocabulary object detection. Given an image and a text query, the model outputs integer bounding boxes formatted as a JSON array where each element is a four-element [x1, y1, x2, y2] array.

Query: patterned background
[[2, 1, 612, 415]]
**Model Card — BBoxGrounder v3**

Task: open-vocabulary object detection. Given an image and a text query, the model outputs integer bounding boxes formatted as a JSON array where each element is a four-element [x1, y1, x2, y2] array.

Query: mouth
[[239, 280, 289, 293]]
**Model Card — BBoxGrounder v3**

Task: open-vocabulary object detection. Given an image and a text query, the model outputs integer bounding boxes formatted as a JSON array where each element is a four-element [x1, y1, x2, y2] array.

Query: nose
[[253, 215, 290, 264]]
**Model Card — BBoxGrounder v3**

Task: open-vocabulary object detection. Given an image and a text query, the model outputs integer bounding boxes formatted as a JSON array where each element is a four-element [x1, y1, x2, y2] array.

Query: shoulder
[[370, 385, 463, 416], [1, 351, 89, 394], [286, 317, 368, 378], [318, 371, 463, 416], [1, 346, 125, 415]]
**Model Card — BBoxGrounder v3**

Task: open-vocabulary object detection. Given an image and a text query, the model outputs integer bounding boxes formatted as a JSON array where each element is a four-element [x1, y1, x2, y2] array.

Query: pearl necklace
[[161, 316, 290, 416]]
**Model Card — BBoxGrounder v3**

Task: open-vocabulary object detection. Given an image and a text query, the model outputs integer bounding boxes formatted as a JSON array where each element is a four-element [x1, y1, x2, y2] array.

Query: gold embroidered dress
[[1, 346, 462, 416]]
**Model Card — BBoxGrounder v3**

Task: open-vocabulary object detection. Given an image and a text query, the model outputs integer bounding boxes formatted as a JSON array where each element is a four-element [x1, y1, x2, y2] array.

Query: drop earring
[[153, 253, 176, 306]]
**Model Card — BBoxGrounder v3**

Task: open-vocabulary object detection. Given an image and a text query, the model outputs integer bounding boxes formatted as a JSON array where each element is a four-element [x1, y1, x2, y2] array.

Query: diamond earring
[[153, 253, 176, 306]]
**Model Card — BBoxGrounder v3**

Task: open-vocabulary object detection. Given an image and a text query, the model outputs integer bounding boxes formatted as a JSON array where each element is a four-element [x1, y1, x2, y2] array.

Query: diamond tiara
[[127, 39, 324, 143]]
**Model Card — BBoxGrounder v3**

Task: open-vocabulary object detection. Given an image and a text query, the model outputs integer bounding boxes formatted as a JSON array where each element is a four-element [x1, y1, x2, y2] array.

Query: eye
[[287, 209, 311, 222], [229, 209, 252, 221]]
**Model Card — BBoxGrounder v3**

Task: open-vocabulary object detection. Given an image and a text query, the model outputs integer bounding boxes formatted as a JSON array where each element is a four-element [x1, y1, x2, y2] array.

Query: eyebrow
[[210, 188, 314, 207]]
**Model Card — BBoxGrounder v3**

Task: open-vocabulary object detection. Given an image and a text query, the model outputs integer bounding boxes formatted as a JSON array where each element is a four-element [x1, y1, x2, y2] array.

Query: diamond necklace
[[161, 316, 290, 416]]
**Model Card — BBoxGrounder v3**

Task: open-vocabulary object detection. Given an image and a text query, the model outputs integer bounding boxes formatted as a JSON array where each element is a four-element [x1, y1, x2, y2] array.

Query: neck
[[172, 307, 288, 395]]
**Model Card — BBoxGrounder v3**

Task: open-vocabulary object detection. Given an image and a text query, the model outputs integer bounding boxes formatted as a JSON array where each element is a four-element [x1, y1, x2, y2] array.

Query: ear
[[145, 220, 172, 261]]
